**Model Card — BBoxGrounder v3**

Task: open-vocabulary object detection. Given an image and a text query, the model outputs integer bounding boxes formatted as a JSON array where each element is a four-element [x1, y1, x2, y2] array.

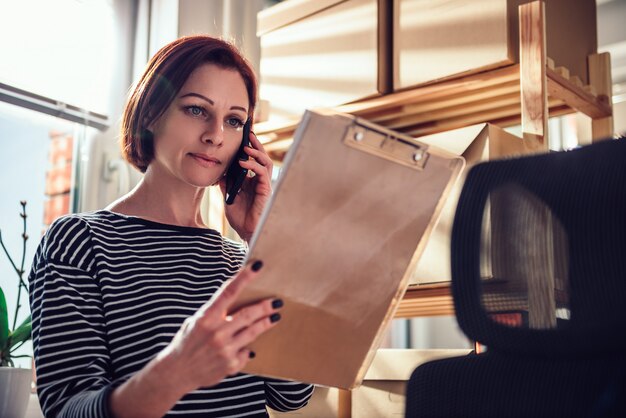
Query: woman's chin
[[183, 172, 222, 189]]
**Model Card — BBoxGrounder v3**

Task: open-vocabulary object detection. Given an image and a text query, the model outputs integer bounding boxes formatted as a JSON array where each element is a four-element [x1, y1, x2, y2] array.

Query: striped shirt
[[29, 210, 313, 417]]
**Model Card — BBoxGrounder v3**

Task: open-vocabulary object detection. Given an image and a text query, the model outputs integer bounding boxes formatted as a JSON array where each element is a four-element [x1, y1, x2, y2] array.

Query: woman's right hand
[[109, 261, 283, 418], [158, 260, 282, 392], [109, 260, 282, 418]]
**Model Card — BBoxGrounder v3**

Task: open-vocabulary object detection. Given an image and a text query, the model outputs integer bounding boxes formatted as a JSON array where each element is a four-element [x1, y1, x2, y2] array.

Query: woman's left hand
[[219, 130, 273, 242]]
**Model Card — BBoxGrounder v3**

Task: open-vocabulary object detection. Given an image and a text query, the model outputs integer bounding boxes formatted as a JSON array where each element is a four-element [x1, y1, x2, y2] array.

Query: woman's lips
[[189, 153, 221, 167]]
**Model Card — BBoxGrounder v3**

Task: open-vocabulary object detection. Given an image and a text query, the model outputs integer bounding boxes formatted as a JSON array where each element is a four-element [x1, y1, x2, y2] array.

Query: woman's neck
[[106, 168, 207, 228]]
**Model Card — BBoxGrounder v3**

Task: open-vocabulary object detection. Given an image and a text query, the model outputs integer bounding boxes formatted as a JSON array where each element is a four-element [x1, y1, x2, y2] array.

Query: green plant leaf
[[0, 287, 9, 349], [9, 315, 32, 348]]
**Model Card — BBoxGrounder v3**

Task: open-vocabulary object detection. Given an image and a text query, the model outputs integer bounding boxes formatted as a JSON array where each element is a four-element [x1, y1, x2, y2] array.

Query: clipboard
[[233, 109, 464, 389]]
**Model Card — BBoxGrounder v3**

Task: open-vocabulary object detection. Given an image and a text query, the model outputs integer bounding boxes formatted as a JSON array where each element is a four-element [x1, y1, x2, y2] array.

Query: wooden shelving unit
[[256, 59, 612, 162], [254, 1, 614, 318]]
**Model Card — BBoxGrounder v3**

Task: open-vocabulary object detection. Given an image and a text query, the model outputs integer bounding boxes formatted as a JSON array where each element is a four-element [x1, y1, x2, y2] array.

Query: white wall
[[612, 98, 626, 136], [78, 0, 143, 212]]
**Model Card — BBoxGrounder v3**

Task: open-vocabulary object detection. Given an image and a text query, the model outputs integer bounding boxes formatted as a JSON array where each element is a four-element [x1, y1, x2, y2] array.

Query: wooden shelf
[[256, 59, 612, 162], [254, 2, 613, 319], [255, 57, 612, 319], [395, 283, 454, 318], [395, 277, 571, 319]]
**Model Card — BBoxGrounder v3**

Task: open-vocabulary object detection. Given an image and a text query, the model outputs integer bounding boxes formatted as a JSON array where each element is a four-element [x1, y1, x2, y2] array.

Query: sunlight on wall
[[0, 0, 115, 114]]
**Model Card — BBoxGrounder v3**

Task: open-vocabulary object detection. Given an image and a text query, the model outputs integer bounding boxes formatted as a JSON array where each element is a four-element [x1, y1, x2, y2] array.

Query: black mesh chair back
[[406, 138, 626, 418]]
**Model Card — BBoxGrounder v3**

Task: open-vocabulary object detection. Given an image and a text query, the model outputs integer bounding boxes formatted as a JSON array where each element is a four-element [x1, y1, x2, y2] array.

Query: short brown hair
[[121, 35, 258, 172]]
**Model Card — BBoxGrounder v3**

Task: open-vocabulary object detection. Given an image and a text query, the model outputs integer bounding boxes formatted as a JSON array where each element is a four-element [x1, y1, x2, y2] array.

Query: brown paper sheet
[[232, 109, 464, 388]]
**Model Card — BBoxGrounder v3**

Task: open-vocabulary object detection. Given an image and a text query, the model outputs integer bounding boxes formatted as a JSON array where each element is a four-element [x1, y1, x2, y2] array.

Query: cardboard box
[[257, 0, 390, 123], [351, 349, 472, 417], [409, 124, 531, 285], [393, 0, 597, 91]]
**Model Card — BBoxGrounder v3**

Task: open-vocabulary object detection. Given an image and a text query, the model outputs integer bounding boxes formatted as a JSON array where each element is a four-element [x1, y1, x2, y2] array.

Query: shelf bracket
[[519, 0, 548, 152], [588, 52, 614, 141]]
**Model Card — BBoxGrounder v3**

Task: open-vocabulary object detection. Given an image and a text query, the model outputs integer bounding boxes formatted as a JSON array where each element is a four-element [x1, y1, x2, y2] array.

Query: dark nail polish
[[249, 351, 256, 359], [271, 299, 284, 309], [251, 260, 263, 272], [270, 313, 281, 323]]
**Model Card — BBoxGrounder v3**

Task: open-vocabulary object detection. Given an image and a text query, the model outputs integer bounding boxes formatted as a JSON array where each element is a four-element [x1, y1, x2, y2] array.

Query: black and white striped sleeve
[[264, 378, 314, 412], [29, 216, 113, 418]]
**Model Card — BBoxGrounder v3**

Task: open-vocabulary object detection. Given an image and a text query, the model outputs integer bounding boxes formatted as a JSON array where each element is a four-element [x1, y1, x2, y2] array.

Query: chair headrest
[[451, 138, 626, 356]]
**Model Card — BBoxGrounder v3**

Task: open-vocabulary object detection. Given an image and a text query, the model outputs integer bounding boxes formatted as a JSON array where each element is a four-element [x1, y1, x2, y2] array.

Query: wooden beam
[[404, 97, 564, 137], [588, 52, 614, 141], [490, 104, 573, 129], [547, 66, 612, 119], [338, 389, 351, 418], [519, 0, 548, 151], [386, 92, 523, 129], [255, 119, 300, 140], [336, 64, 521, 116], [380, 81, 521, 124]]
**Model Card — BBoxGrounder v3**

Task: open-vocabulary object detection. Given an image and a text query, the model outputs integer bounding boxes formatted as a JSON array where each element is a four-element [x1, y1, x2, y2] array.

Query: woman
[[29, 35, 314, 417]]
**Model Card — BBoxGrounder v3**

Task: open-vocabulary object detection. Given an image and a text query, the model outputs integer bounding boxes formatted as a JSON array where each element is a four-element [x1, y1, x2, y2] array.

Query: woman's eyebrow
[[180, 92, 213, 104], [179, 92, 247, 113]]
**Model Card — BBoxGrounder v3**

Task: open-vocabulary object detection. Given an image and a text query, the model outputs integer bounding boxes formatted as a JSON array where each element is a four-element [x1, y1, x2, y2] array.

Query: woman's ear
[[143, 118, 154, 134], [141, 115, 155, 143], [141, 127, 154, 138], [143, 111, 156, 134]]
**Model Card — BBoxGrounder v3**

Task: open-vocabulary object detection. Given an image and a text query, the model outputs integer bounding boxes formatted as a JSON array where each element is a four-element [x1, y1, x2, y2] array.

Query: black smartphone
[[224, 118, 251, 205]]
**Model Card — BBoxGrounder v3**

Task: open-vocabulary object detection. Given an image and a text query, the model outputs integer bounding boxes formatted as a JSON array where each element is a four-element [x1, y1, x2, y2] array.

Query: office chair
[[405, 138, 626, 417]]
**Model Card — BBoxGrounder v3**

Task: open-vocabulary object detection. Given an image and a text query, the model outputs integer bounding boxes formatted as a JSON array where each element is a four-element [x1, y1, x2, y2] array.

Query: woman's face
[[148, 63, 249, 188]]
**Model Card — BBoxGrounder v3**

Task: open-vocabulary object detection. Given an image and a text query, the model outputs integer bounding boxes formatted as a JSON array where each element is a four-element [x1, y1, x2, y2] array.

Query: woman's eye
[[186, 106, 205, 117], [227, 117, 245, 128]]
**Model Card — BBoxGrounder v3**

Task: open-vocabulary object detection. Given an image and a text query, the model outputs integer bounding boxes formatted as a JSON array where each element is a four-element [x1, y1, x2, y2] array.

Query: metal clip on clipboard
[[342, 120, 430, 170]]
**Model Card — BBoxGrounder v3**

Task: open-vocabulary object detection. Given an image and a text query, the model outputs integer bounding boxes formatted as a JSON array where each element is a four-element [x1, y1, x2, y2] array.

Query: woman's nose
[[201, 120, 224, 146]]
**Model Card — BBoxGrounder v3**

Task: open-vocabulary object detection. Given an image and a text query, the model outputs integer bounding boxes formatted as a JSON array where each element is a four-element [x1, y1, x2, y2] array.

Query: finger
[[228, 348, 254, 375], [239, 159, 271, 183], [248, 131, 268, 154], [222, 297, 283, 336], [223, 349, 250, 377], [230, 310, 282, 350], [197, 260, 264, 319], [244, 145, 272, 167]]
